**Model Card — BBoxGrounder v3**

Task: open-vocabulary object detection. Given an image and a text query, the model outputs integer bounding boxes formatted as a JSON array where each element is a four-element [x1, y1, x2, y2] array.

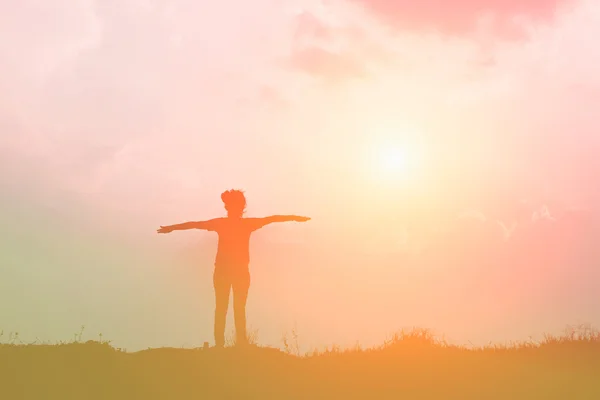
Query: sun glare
[[357, 122, 424, 187], [375, 146, 412, 182], [381, 147, 408, 172]]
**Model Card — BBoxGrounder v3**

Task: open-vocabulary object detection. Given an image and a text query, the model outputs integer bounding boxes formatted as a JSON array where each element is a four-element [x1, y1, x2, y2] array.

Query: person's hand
[[294, 216, 311, 222], [157, 225, 173, 234]]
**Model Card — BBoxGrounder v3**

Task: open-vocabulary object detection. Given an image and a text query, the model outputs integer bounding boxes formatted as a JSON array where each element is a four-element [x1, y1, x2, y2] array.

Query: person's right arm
[[157, 218, 220, 234]]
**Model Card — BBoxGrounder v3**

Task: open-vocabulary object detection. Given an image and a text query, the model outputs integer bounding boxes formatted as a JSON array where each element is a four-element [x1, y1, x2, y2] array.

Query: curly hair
[[221, 189, 247, 216]]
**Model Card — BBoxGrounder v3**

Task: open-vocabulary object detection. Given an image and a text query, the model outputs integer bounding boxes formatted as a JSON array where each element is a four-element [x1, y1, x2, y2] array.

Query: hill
[[1, 328, 600, 399]]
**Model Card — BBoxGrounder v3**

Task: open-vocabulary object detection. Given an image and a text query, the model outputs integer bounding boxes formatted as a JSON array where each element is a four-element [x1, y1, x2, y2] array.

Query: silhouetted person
[[157, 189, 310, 348]]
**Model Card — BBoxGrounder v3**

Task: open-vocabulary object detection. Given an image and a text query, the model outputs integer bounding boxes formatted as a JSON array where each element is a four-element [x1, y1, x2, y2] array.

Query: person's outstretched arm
[[248, 215, 310, 231], [157, 218, 220, 234]]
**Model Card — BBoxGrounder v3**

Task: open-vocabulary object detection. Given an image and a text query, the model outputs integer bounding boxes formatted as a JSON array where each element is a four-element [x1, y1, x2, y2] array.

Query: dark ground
[[2, 330, 600, 399]]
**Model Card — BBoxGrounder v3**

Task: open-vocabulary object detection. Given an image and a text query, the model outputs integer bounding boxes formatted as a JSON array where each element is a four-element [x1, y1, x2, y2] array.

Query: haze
[[1, 0, 599, 351]]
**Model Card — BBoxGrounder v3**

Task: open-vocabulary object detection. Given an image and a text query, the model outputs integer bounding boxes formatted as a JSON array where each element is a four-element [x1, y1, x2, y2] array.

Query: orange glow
[[1, 0, 599, 361]]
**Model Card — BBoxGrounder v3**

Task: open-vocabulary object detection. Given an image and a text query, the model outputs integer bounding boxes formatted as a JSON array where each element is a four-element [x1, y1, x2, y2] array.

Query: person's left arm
[[246, 215, 310, 231]]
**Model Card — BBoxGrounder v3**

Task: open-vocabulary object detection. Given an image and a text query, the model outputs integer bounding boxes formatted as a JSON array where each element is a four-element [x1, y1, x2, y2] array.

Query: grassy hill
[[1, 327, 599, 399]]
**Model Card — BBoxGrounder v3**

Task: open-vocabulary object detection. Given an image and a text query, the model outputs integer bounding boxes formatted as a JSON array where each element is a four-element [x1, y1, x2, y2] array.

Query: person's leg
[[213, 271, 231, 348], [232, 272, 251, 346]]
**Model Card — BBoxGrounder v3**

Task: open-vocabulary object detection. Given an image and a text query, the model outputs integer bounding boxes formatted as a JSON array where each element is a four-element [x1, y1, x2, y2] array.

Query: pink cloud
[[346, 0, 575, 38], [287, 46, 366, 81], [286, 9, 366, 80], [293, 10, 333, 42]]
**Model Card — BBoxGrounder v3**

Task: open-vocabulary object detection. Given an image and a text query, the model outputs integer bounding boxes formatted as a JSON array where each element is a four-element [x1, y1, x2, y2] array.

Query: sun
[[374, 145, 412, 182], [380, 146, 409, 173], [358, 126, 424, 187]]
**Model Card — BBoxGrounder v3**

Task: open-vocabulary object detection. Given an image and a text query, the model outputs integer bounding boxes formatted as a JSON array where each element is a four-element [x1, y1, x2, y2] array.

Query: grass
[[1, 325, 600, 399]]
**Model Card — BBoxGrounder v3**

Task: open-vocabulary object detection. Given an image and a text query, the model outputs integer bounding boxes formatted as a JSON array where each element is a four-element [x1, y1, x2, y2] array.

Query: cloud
[[293, 10, 333, 42], [2, 0, 599, 227], [532, 205, 557, 222], [0, 0, 295, 201], [496, 220, 517, 240], [285, 9, 369, 81], [346, 0, 574, 38], [235, 85, 290, 110], [287, 46, 366, 81]]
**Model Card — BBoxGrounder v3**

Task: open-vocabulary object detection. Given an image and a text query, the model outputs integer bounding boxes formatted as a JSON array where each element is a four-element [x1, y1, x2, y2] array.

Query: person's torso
[[214, 218, 253, 272]]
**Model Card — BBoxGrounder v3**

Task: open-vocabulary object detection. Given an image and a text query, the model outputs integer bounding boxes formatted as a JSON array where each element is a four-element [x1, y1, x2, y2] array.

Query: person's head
[[221, 189, 246, 218]]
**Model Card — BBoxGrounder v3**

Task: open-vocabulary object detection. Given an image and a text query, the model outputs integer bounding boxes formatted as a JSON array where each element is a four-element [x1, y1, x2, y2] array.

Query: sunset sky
[[1, 0, 599, 351]]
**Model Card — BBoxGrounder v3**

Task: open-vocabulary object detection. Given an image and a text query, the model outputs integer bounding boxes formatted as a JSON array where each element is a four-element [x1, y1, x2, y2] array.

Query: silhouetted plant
[[282, 325, 301, 356], [225, 326, 259, 347], [73, 325, 85, 343]]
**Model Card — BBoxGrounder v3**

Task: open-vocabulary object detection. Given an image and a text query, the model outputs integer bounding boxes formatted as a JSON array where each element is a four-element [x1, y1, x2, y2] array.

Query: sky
[[1, 0, 599, 351]]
